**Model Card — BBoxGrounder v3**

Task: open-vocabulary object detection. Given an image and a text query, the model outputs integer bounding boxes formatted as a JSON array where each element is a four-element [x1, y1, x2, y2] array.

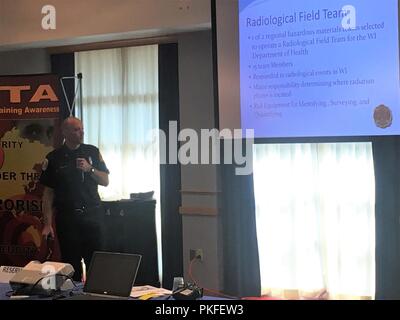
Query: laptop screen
[[83, 252, 142, 297]]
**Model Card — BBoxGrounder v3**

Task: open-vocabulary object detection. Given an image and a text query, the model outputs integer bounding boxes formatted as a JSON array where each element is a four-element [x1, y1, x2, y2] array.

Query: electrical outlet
[[178, 0, 191, 10], [190, 249, 203, 261]]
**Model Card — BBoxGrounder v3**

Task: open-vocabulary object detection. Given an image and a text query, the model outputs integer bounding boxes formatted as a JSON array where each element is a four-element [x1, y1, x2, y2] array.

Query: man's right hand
[[42, 224, 55, 239]]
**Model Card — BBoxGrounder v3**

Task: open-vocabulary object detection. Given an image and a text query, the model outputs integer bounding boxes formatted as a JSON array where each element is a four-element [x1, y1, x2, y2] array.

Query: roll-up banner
[[0, 74, 63, 267]]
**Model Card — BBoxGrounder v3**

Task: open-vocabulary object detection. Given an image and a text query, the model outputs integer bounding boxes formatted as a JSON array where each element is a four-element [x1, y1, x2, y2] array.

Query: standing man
[[40, 117, 109, 281]]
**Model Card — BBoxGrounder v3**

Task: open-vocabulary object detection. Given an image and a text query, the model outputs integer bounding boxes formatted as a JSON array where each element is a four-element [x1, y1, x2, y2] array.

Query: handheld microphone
[[76, 152, 85, 183]]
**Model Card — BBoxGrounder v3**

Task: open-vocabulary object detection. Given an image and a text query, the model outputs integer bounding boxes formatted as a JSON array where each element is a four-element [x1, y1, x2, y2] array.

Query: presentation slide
[[239, 0, 400, 138]]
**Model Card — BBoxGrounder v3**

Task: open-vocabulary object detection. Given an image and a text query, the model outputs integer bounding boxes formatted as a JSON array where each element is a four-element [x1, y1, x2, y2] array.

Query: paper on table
[[0, 266, 22, 283], [130, 285, 171, 298]]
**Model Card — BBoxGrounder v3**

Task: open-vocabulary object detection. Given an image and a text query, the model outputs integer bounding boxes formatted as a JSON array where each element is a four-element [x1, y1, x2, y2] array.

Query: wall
[[0, 0, 210, 49], [177, 31, 221, 291], [0, 49, 51, 75]]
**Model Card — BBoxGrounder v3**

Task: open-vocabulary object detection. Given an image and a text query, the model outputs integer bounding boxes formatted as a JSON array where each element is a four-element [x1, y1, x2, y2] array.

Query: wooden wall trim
[[179, 206, 218, 216], [180, 190, 221, 195], [47, 35, 178, 54]]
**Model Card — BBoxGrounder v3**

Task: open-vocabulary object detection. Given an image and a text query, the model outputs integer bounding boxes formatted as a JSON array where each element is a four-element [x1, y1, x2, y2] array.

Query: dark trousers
[[56, 207, 104, 281]]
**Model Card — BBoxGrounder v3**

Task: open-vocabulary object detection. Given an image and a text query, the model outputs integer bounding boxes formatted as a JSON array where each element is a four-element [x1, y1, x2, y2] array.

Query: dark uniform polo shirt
[[40, 143, 109, 212]]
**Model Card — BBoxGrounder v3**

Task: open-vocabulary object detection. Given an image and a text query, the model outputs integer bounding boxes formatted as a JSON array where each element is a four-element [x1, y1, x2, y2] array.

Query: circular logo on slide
[[373, 104, 392, 129]]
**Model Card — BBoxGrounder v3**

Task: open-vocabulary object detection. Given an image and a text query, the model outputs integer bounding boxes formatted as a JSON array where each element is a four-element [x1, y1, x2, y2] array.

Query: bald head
[[62, 117, 81, 131], [62, 117, 84, 148]]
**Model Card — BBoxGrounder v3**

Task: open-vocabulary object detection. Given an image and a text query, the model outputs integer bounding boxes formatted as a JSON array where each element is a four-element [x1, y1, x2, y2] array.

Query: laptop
[[64, 251, 142, 300]]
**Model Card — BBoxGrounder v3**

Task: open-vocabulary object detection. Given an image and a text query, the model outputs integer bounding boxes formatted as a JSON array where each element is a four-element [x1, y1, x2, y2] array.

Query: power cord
[[30, 273, 77, 297], [9, 273, 77, 298], [188, 256, 239, 300]]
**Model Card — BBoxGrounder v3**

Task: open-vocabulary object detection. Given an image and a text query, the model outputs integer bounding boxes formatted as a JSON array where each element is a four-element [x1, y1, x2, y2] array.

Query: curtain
[[75, 45, 159, 201], [75, 45, 161, 275], [372, 137, 400, 299], [51, 53, 75, 120], [221, 141, 261, 298], [253, 142, 375, 300], [158, 43, 183, 290]]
